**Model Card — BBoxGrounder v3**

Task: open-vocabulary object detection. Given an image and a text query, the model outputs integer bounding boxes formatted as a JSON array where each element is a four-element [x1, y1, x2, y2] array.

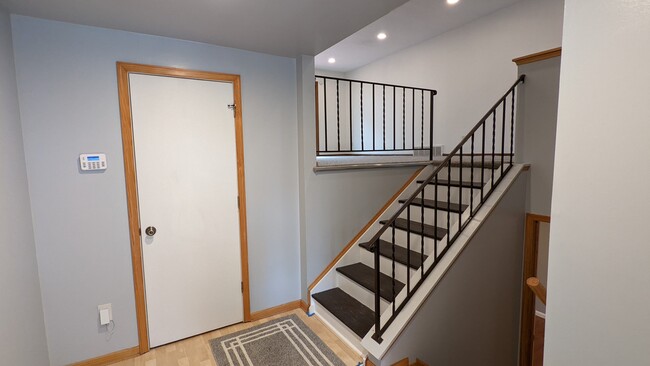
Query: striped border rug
[[209, 314, 346, 366]]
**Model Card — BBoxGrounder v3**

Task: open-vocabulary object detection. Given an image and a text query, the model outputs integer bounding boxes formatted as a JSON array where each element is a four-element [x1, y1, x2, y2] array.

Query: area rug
[[209, 314, 346, 366]]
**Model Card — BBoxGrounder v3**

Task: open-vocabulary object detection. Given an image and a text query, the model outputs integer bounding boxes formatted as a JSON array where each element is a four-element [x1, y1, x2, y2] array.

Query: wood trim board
[[306, 166, 425, 308], [513, 47, 562, 65], [249, 300, 303, 321], [519, 213, 550, 366], [70, 346, 139, 366], [116, 62, 251, 354]]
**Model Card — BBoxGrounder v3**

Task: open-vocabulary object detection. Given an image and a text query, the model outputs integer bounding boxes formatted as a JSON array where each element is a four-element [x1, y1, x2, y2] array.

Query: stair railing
[[315, 75, 437, 159], [369, 75, 526, 343]]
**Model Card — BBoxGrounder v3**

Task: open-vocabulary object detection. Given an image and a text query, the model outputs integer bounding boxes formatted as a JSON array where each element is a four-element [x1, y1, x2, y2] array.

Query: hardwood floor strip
[[108, 309, 361, 366]]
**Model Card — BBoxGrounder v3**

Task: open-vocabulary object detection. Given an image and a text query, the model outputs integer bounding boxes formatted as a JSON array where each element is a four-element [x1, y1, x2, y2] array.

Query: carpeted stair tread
[[380, 218, 447, 240], [417, 179, 483, 189], [359, 240, 427, 269], [336, 263, 404, 302], [399, 198, 468, 213], [312, 288, 374, 338]]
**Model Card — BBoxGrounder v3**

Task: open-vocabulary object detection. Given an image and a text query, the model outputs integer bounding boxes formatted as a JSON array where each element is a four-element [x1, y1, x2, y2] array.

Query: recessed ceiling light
[[447, 0, 460, 4], [328, 57, 336, 64], [377, 32, 387, 40]]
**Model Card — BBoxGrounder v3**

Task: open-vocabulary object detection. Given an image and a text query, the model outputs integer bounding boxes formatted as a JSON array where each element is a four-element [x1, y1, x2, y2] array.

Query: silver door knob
[[145, 226, 157, 236]]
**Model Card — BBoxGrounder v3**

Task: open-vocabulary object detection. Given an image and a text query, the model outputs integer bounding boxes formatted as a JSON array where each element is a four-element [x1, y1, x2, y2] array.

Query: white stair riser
[[380, 227, 456, 258], [336, 273, 390, 313], [423, 185, 479, 205], [359, 248, 417, 283], [379, 230, 435, 255], [400, 204, 462, 228], [436, 167, 495, 183]]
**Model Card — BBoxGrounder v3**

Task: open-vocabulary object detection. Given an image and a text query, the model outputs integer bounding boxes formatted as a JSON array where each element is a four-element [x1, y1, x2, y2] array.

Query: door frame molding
[[116, 62, 251, 354], [519, 213, 550, 366]]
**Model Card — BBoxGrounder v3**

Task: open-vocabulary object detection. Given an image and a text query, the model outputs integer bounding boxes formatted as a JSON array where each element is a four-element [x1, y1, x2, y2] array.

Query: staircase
[[308, 76, 527, 360]]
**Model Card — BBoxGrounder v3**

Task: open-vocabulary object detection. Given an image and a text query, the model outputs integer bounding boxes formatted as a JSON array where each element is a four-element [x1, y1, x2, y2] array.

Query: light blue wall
[[0, 10, 49, 366], [11, 15, 300, 365]]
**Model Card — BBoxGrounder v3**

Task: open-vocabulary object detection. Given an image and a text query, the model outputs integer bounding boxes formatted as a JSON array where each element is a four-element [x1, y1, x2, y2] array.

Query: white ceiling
[[315, 0, 521, 72], [0, 0, 410, 58]]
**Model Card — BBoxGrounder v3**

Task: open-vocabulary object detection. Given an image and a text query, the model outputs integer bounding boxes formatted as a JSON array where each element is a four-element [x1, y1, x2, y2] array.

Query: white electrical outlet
[[98, 303, 112, 326]]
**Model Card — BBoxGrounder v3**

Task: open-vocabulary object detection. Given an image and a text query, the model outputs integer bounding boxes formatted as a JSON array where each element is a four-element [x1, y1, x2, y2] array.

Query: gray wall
[[346, 0, 564, 153], [378, 172, 527, 366], [515, 56, 561, 216], [12, 15, 301, 365], [0, 10, 50, 366], [299, 58, 418, 300], [546, 1, 650, 364]]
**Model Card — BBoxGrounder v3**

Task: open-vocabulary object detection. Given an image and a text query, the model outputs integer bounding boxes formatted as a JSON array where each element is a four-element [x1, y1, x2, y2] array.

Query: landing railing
[[316, 76, 437, 159], [369, 75, 526, 343]]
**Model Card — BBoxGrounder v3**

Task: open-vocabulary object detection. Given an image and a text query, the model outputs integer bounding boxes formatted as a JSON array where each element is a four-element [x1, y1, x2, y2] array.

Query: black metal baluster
[[393, 86, 396, 150], [501, 100, 506, 176], [491, 111, 496, 188], [447, 162, 451, 247], [459, 146, 463, 233], [421, 91, 424, 149], [420, 187, 425, 277], [336, 80, 340, 151], [361, 82, 364, 151], [470, 135, 475, 216], [429, 92, 434, 160], [374, 235, 381, 342], [412, 89, 415, 150], [481, 122, 486, 200], [406, 203, 411, 293], [383, 86, 386, 150], [510, 89, 516, 167], [392, 223, 396, 314], [402, 88, 406, 149], [324, 79, 328, 152], [434, 175, 438, 261], [373, 84, 376, 151], [349, 82, 352, 151]]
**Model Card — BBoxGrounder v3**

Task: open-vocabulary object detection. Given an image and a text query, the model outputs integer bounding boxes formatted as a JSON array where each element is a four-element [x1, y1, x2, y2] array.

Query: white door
[[129, 73, 243, 347]]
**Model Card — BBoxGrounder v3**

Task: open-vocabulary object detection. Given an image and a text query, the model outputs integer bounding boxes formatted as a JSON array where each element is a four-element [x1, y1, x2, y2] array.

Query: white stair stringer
[[360, 164, 527, 360]]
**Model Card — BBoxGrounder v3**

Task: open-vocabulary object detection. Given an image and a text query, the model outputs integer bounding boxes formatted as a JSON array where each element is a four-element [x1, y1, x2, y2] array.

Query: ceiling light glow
[[447, 0, 460, 4], [377, 32, 387, 40], [328, 57, 336, 64]]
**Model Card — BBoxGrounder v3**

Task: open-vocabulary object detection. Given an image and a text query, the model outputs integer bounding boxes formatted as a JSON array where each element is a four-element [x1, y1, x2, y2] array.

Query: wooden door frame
[[116, 62, 251, 354], [519, 213, 550, 366]]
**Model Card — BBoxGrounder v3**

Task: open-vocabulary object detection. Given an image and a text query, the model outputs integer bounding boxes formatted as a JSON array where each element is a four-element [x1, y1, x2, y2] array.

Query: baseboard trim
[[72, 301, 309, 365], [300, 300, 309, 313], [250, 300, 303, 321], [535, 310, 546, 319], [70, 346, 139, 366]]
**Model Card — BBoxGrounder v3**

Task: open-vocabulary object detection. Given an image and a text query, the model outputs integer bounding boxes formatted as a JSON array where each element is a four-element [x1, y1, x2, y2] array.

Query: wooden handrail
[[526, 277, 547, 305]]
